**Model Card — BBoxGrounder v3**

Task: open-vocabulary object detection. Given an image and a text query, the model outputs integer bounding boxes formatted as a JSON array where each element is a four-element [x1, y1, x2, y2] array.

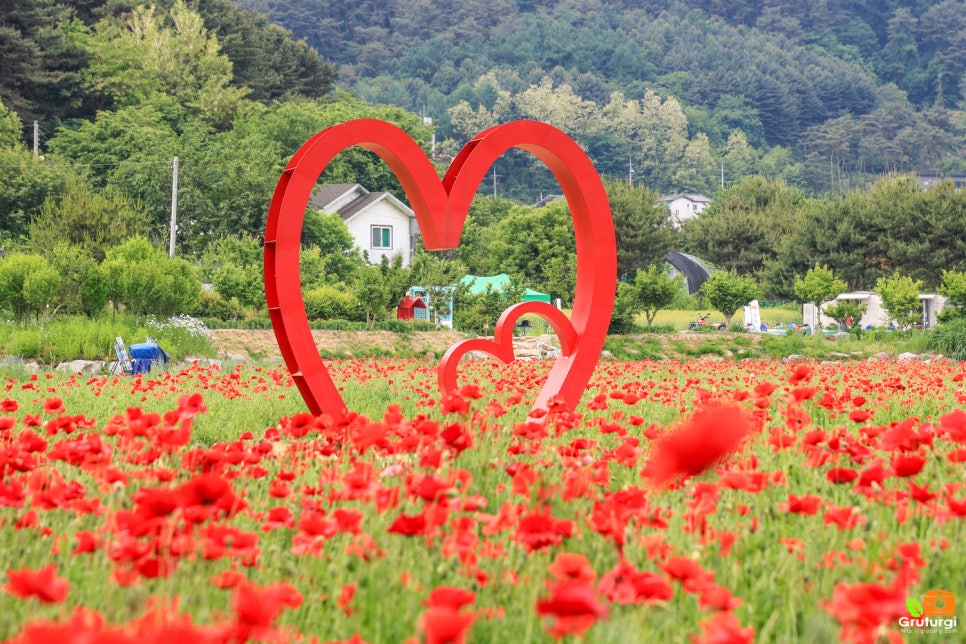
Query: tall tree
[[700, 269, 761, 329], [681, 175, 805, 292], [604, 178, 676, 279], [29, 176, 149, 261]]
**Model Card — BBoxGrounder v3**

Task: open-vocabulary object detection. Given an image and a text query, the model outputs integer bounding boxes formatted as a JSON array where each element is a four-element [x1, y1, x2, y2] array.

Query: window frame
[[371, 225, 392, 250]]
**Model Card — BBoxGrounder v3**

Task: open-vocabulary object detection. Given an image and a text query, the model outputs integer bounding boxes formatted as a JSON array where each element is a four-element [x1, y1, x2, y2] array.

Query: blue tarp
[[129, 342, 170, 374]]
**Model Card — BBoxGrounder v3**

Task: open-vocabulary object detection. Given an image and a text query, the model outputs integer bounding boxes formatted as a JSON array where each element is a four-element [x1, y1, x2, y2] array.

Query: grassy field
[[644, 307, 803, 331], [0, 355, 963, 643]]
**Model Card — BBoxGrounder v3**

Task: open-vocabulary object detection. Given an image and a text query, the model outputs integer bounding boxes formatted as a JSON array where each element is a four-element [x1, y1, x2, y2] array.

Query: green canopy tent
[[459, 274, 552, 303], [521, 288, 552, 303]]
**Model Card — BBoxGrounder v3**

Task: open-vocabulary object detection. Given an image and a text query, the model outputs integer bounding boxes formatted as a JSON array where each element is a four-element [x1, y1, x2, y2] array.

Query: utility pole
[[491, 165, 500, 197], [628, 157, 634, 184], [33, 121, 38, 157], [169, 157, 179, 257], [720, 162, 724, 188]]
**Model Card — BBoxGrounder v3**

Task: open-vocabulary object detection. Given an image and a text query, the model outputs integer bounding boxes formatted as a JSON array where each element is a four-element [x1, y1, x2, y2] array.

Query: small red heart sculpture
[[264, 119, 615, 418]]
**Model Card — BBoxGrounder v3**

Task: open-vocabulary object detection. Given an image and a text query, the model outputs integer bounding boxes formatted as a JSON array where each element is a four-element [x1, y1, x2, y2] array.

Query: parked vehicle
[[689, 313, 726, 330]]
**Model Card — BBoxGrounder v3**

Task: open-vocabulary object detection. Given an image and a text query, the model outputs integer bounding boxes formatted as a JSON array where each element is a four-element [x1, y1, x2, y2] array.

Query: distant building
[[803, 291, 947, 330], [917, 175, 966, 190], [309, 183, 419, 267], [657, 193, 713, 226]]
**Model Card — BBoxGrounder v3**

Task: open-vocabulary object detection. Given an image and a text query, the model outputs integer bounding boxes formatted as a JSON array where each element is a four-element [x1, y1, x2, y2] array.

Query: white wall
[[345, 200, 416, 267], [666, 197, 709, 226], [803, 293, 947, 329]]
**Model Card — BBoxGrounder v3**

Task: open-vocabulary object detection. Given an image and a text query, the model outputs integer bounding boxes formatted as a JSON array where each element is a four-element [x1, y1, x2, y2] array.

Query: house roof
[[308, 183, 363, 211], [309, 183, 414, 222], [398, 295, 427, 309], [658, 193, 713, 203]]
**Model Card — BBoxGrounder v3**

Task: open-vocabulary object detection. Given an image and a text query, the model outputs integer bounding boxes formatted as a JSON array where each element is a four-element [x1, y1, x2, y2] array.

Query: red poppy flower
[[848, 409, 872, 423], [420, 606, 476, 644], [548, 553, 596, 585], [824, 505, 866, 530], [597, 559, 673, 605], [424, 586, 476, 610], [337, 583, 356, 616], [42, 397, 64, 415], [780, 494, 822, 515], [826, 468, 858, 484], [232, 580, 302, 629], [660, 556, 715, 593], [536, 581, 608, 639], [691, 611, 755, 644], [823, 575, 908, 643], [891, 453, 926, 477], [642, 404, 751, 487], [4, 564, 69, 603], [387, 512, 428, 536]]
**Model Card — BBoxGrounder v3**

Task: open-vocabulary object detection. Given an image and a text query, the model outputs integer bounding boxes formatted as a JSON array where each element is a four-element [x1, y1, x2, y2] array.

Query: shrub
[[304, 285, 361, 321], [193, 290, 242, 321], [928, 318, 966, 360]]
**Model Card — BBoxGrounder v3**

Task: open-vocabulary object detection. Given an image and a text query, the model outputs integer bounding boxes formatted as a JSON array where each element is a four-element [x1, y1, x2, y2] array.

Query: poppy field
[[1, 355, 965, 643]]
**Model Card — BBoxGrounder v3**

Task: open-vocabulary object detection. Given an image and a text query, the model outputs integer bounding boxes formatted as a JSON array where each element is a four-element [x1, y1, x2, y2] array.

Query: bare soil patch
[[209, 328, 469, 360]]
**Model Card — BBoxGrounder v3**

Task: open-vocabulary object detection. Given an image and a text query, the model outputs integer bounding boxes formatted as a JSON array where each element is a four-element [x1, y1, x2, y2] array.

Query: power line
[[0, 160, 174, 168]]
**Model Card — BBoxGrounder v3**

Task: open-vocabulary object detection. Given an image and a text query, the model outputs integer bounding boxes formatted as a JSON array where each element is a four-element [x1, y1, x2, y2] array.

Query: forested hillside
[[2, 0, 966, 320], [235, 0, 966, 197]]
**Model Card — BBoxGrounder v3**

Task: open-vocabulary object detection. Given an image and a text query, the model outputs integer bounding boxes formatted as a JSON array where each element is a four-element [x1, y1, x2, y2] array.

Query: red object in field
[[264, 119, 616, 418], [397, 295, 427, 321]]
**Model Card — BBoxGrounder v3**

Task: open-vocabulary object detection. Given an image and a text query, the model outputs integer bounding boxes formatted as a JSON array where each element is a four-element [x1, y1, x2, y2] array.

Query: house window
[[371, 226, 392, 249]]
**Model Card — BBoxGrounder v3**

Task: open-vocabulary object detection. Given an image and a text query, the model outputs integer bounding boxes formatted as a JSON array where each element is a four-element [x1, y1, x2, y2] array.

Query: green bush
[[603, 336, 663, 360], [238, 315, 273, 329], [192, 290, 242, 321], [4, 329, 43, 359], [928, 318, 966, 360], [304, 285, 362, 322]]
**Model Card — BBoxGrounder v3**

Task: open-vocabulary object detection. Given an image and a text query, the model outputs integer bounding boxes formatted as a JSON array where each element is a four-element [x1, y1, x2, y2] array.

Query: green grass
[[640, 308, 803, 331], [0, 314, 212, 365]]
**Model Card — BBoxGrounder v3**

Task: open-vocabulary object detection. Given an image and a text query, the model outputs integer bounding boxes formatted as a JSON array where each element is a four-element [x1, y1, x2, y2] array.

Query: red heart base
[[264, 119, 616, 418]]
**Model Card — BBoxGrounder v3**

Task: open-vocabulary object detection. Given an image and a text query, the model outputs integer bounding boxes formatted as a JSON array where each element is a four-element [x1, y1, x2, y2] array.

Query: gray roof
[[658, 193, 712, 203], [336, 191, 387, 221], [307, 183, 363, 213], [309, 183, 414, 222]]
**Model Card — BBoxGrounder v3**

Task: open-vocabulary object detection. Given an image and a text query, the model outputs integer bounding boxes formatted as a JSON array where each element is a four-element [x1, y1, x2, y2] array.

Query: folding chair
[[111, 337, 133, 375]]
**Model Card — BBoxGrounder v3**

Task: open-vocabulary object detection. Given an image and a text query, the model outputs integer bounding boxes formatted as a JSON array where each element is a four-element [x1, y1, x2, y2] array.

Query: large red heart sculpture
[[264, 119, 615, 418]]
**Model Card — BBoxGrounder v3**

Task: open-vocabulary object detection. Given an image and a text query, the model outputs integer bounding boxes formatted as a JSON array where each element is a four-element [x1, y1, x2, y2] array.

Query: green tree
[[102, 238, 200, 323], [794, 265, 847, 306], [682, 176, 805, 294], [303, 210, 363, 284], [454, 276, 526, 336], [22, 262, 60, 328], [0, 252, 52, 323], [604, 178, 676, 279], [354, 264, 392, 327], [0, 101, 21, 146], [609, 282, 639, 334], [47, 242, 108, 317], [487, 200, 577, 304], [201, 234, 265, 310], [938, 270, 966, 321], [630, 264, 685, 327], [0, 1, 92, 124], [876, 272, 923, 330], [823, 299, 867, 329], [29, 177, 149, 261], [700, 269, 761, 329], [76, 1, 250, 129]]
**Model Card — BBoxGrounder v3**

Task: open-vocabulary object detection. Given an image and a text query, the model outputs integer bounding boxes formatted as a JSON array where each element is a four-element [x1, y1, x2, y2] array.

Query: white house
[[658, 193, 713, 226], [309, 183, 420, 267], [803, 292, 947, 329]]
